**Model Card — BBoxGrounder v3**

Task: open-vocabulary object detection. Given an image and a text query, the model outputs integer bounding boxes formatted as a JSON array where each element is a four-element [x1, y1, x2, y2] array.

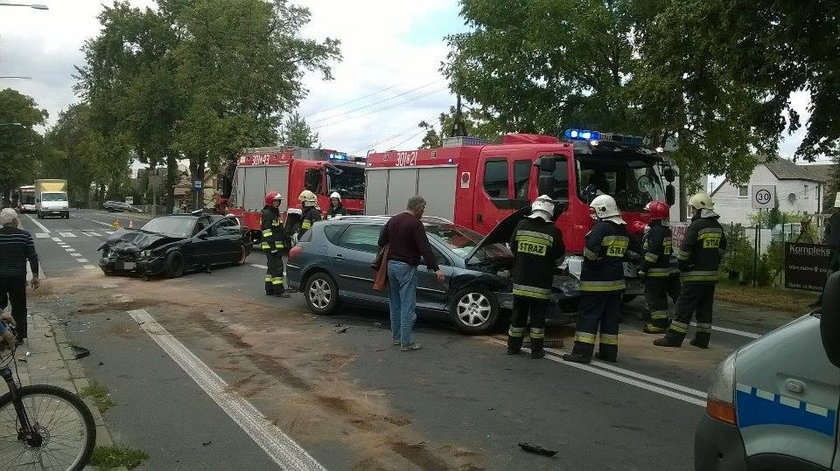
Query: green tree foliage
[[0, 89, 48, 203], [279, 112, 319, 148]]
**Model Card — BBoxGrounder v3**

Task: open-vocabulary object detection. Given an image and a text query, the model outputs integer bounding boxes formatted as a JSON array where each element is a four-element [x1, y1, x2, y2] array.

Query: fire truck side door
[[474, 157, 531, 234]]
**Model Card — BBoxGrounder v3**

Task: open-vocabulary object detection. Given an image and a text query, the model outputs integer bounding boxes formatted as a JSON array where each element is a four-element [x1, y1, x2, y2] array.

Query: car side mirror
[[665, 184, 676, 206], [537, 157, 556, 173], [821, 272, 840, 368]]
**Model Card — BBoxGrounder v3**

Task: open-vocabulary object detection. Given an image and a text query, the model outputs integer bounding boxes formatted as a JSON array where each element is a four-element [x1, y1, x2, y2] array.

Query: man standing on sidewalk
[[377, 196, 445, 351], [0, 208, 40, 344]]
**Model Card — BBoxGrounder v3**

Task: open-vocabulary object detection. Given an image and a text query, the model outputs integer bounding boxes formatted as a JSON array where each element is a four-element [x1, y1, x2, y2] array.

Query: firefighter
[[298, 190, 321, 239], [639, 200, 681, 334], [654, 193, 726, 348], [261, 191, 289, 298], [563, 194, 628, 364], [326, 191, 348, 219], [507, 195, 565, 359]]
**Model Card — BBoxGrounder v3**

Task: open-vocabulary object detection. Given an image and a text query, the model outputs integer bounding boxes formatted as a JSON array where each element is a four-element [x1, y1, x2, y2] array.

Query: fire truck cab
[[365, 131, 676, 315], [217, 147, 366, 242]]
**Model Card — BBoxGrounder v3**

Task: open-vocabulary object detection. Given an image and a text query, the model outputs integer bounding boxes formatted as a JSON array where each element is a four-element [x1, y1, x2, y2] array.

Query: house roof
[[709, 160, 832, 197]]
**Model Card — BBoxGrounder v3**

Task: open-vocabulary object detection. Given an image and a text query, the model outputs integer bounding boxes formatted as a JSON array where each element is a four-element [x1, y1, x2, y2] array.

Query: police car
[[695, 273, 840, 470]]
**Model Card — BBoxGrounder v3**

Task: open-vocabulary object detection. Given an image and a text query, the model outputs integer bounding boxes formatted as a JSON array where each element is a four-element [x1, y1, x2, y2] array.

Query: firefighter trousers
[[265, 250, 285, 295], [507, 296, 550, 353], [570, 293, 622, 361], [644, 275, 681, 329], [664, 282, 715, 346]]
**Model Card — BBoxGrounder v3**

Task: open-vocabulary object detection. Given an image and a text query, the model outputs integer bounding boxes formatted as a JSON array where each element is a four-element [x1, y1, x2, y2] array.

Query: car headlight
[[139, 250, 151, 258], [706, 351, 737, 425]]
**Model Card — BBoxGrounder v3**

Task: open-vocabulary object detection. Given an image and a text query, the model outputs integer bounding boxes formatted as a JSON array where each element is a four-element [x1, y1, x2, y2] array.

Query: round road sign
[[756, 189, 772, 205]]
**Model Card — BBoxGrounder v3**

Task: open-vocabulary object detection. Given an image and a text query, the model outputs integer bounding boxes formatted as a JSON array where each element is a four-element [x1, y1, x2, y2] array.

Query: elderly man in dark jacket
[[0, 208, 40, 344]]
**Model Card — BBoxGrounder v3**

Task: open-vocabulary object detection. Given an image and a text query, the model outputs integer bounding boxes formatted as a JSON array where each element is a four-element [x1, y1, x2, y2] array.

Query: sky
[[0, 0, 819, 168]]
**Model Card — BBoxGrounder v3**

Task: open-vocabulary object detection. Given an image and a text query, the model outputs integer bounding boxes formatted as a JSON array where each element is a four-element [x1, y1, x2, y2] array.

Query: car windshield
[[327, 165, 365, 200], [42, 192, 67, 202], [425, 224, 512, 262], [577, 160, 665, 210], [141, 217, 196, 238]]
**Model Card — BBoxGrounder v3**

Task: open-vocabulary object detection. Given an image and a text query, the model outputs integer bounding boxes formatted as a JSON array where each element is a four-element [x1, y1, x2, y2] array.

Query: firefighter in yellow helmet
[[261, 191, 289, 298], [298, 190, 321, 240], [654, 192, 726, 348]]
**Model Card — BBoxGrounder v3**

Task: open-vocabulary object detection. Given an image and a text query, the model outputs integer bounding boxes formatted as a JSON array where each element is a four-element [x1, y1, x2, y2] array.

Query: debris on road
[[335, 327, 349, 334], [518, 442, 557, 457], [71, 345, 90, 359]]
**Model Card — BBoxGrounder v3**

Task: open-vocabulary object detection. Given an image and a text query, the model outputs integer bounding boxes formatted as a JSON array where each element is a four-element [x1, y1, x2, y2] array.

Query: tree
[[0, 89, 48, 204], [418, 105, 500, 149], [279, 112, 319, 148]]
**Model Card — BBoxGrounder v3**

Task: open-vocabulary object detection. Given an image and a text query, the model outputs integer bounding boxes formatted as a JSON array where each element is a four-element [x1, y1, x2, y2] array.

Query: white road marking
[[83, 265, 96, 270], [35, 233, 49, 239], [51, 237, 62, 242], [251, 264, 268, 269], [85, 231, 101, 237], [128, 309, 326, 470], [691, 322, 761, 340], [77, 259, 89, 263], [59, 232, 76, 238], [70, 253, 82, 258], [575, 354, 707, 399], [105, 231, 114, 234], [24, 215, 50, 234], [489, 338, 706, 407]]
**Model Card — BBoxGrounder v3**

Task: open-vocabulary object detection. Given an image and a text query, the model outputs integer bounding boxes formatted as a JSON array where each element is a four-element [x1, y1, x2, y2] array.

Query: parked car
[[102, 200, 143, 213], [98, 214, 248, 279], [695, 272, 840, 470], [286, 211, 579, 334]]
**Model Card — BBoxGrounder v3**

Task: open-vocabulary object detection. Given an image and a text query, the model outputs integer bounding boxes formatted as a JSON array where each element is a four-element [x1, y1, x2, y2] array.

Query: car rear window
[[336, 224, 381, 253]]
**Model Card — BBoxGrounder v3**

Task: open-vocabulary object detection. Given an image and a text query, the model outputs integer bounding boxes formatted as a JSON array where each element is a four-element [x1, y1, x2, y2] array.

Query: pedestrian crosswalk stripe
[[51, 237, 62, 242], [78, 259, 89, 263], [84, 231, 101, 237], [59, 232, 76, 238], [83, 265, 96, 270], [105, 231, 114, 235], [35, 233, 49, 239], [70, 253, 81, 257]]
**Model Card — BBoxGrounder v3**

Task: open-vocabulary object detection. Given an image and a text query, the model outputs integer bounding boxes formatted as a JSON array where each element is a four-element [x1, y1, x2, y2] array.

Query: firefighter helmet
[[645, 200, 670, 221], [627, 220, 647, 239], [264, 191, 281, 206], [527, 195, 555, 222], [590, 194, 625, 224], [299, 190, 317, 206], [329, 191, 341, 201], [688, 192, 714, 211]]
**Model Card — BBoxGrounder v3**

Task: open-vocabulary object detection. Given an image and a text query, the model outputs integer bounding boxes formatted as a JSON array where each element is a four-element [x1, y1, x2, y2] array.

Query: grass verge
[[715, 282, 818, 313], [79, 381, 115, 413], [90, 444, 148, 469]]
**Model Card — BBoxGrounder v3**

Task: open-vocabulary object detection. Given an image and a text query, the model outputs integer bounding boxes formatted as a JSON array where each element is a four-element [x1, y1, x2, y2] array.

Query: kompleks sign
[[784, 243, 832, 292]]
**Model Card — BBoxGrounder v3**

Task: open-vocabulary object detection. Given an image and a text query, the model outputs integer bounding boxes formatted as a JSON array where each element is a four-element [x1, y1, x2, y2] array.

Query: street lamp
[[0, 3, 48, 9]]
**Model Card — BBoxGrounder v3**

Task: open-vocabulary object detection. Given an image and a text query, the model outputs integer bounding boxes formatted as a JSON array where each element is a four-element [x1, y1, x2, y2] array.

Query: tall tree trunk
[[190, 153, 206, 210], [165, 155, 177, 214]]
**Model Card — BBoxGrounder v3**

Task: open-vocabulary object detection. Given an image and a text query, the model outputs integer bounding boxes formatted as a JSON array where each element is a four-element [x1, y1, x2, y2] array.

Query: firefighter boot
[[690, 332, 710, 349], [562, 342, 593, 363], [643, 323, 666, 334], [265, 280, 274, 296], [530, 337, 545, 359], [653, 334, 683, 347], [507, 335, 524, 355]]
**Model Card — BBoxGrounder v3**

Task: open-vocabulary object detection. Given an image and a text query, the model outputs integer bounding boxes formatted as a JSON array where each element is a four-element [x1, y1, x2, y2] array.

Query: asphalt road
[[18, 209, 798, 470]]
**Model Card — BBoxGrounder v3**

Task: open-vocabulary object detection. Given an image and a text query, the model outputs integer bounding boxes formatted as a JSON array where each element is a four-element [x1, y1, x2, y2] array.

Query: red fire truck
[[217, 147, 366, 241], [365, 130, 676, 308]]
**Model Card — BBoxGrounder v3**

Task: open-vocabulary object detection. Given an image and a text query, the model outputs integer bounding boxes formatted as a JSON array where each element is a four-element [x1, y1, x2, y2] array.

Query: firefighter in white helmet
[[563, 194, 629, 363], [655, 192, 726, 348], [297, 190, 321, 240], [326, 191, 347, 219], [507, 195, 565, 359]]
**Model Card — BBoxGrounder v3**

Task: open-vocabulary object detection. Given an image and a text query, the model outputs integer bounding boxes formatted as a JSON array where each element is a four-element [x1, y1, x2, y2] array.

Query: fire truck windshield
[[327, 165, 365, 200], [577, 158, 665, 210]]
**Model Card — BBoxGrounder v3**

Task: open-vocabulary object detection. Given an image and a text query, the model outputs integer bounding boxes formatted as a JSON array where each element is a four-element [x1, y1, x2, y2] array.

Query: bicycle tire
[[0, 384, 96, 471]]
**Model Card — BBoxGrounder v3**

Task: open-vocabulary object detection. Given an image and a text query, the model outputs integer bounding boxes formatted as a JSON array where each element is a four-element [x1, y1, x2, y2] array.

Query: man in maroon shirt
[[378, 196, 445, 351]]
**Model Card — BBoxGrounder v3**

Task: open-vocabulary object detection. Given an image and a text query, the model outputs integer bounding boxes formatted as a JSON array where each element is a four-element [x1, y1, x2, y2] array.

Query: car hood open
[[464, 207, 530, 264]]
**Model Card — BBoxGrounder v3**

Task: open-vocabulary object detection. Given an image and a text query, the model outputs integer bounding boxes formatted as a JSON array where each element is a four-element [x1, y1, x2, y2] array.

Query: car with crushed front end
[[286, 211, 580, 334], [98, 214, 249, 279]]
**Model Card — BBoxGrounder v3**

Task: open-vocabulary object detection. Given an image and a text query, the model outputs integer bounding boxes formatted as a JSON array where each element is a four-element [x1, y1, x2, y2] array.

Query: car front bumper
[[99, 254, 165, 276]]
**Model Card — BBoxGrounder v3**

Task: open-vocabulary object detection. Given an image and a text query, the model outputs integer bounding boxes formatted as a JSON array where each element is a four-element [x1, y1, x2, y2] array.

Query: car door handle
[[331, 254, 344, 260]]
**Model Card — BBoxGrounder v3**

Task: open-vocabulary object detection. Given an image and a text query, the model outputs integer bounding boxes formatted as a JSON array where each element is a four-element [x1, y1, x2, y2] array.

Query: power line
[[384, 129, 427, 150], [310, 86, 449, 131], [350, 119, 435, 155], [304, 78, 444, 119], [309, 81, 446, 127]]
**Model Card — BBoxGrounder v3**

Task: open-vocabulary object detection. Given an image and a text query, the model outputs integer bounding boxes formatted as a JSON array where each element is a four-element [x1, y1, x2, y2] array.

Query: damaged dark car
[[98, 214, 249, 279]]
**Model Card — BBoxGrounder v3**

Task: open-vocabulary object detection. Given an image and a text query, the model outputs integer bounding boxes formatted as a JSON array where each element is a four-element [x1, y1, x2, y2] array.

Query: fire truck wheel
[[304, 272, 338, 315], [450, 287, 499, 334], [165, 251, 185, 278]]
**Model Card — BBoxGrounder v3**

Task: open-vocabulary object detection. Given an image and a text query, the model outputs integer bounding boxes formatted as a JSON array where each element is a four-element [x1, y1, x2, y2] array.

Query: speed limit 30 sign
[[751, 185, 776, 209]]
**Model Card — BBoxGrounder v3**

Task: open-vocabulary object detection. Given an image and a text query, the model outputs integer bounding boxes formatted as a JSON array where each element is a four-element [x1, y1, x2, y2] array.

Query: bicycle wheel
[[0, 384, 96, 470]]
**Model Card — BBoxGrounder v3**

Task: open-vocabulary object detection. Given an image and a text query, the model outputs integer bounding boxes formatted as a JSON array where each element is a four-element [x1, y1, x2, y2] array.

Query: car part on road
[[518, 442, 557, 457], [305, 272, 338, 315], [450, 287, 500, 334], [165, 251, 185, 278], [71, 345, 90, 359]]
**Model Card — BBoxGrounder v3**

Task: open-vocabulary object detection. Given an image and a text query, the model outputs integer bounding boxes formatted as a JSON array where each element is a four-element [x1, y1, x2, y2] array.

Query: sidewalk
[[18, 310, 123, 470]]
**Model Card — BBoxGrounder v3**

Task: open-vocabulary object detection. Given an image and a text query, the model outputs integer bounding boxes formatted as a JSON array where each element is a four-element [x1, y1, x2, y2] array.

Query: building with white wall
[[710, 159, 830, 226]]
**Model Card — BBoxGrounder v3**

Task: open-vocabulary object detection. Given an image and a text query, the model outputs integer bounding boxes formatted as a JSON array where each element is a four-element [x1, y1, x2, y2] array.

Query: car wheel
[[304, 272, 338, 315], [450, 287, 500, 334], [165, 251, 185, 278]]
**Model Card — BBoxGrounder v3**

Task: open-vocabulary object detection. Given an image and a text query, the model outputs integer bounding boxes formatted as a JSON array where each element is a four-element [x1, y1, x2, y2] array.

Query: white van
[[696, 273, 840, 470]]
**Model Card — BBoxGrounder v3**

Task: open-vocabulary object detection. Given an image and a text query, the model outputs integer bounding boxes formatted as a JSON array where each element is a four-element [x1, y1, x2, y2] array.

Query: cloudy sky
[[0, 0, 815, 164]]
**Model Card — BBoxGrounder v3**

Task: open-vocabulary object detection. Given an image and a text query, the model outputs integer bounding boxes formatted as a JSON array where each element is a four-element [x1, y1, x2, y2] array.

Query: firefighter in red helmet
[[638, 200, 681, 333], [261, 191, 289, 298]]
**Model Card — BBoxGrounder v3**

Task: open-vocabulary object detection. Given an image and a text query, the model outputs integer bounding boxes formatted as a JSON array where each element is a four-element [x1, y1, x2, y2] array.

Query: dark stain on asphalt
[[390, 441, 450, 471]]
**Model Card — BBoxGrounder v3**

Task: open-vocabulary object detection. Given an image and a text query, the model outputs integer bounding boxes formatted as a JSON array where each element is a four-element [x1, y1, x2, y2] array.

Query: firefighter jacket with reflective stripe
[[299, 206, 322, 238], [326, 205, 348, 219], [676, 214, 726, 283], [825, 212, 840, 248], [580, 220, 628, 292], [509, 218, 564, 300], [640, 221, 677, 277], [260, 207, 286, 252]]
